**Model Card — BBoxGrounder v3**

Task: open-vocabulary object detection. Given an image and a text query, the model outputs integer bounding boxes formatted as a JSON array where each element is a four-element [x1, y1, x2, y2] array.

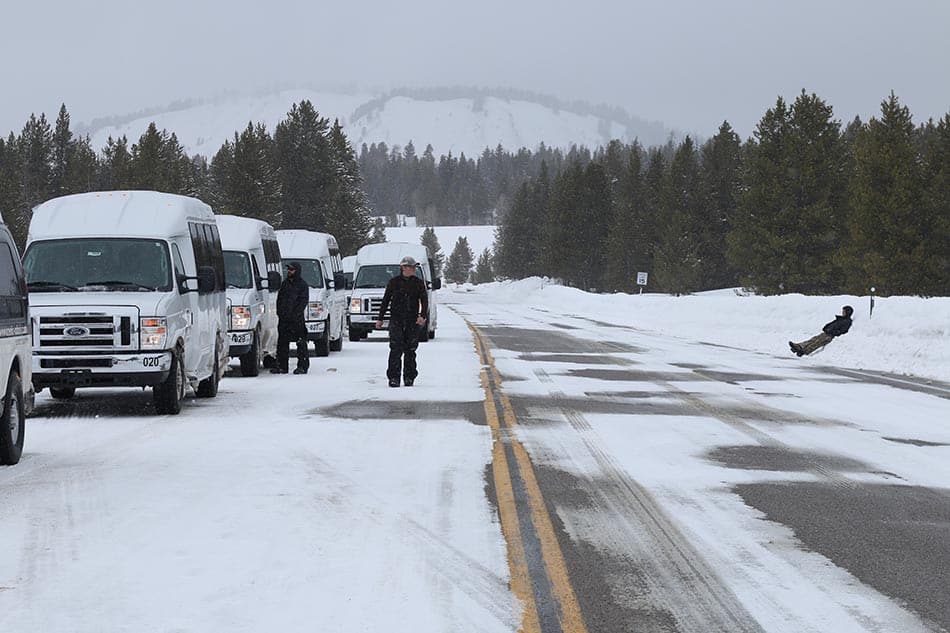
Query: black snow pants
[[277, 319, 309, 371], [387, 320, 420, 382]]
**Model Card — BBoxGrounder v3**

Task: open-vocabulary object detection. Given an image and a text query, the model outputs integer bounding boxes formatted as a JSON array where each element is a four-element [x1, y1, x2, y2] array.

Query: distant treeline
[[0, 101, 374, 255], [490, 91, 948, 297]]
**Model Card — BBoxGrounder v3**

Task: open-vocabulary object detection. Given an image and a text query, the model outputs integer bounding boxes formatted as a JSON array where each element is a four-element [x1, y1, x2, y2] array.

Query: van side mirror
[[432, 278, 442, 290], [197, 266, 216, 293], [266, 270, 282, 290], [345, 278, 353, 290], [334, 272, 345, 290]]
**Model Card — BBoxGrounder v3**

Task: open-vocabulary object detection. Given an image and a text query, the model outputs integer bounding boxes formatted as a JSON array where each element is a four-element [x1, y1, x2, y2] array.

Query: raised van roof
[[217, 215, 276, 252]]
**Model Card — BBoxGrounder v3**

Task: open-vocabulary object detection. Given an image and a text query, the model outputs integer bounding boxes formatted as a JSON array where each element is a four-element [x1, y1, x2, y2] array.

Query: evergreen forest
[[1, 90, 947, 296]]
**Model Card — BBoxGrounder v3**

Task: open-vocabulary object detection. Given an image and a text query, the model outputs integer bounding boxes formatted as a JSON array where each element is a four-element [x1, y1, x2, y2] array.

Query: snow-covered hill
[[84, 89, 671, 159]]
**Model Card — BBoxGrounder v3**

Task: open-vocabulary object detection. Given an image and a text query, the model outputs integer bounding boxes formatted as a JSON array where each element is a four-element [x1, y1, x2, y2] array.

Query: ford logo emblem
[[64, 326, 90, 337]]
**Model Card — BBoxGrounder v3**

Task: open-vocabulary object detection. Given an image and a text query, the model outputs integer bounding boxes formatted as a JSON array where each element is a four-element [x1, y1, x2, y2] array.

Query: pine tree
[[368, 218, 386, 243], [846, 93, 930, 295], [698, 122, 742, 290], [654, 136, 702, 294], [220, 122, 280, 225], [66, 135, 99, 193], [50, 104, 73, 197], [101, 135, 132, 190], [918, 113, 950, 294], [444, 236, 475, 283], [542, 161, 585, 284], [14, 113, 53, 246], [729, 92, 847, 294], [129, 123, 167, 190], [327, 119, 372, 254], [472, 248, 494, 284], [420, 226, 445, 276], [605, 145, 645, 292], [273, 101, 332, 231], [0, 134, 22, 245]]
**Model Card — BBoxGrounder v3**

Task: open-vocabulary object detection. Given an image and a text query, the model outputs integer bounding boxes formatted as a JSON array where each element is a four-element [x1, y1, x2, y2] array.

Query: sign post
[[636, 272, 648, 295]]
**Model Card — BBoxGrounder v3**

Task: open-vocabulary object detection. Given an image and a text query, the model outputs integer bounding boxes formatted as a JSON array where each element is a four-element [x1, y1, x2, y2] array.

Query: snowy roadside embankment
[[452, 278, 949, 383]]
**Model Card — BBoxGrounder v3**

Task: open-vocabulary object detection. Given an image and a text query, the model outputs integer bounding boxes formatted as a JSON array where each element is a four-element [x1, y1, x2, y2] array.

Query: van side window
[[262, 238, 281, 271], [189, 221, 225, 293], [0, 242, 26, 322], [171, 243, 186, 292], [250, 254, 262, 290]]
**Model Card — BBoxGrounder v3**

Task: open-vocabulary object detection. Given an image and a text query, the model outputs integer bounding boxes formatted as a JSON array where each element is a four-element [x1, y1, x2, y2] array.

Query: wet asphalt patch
[[736, 482, 950, 630], [567, 368, 695, 382], [707, 445, 869, 472], [518, 353, 627, 365], [314, 399, 486, 425], [480, 326, 643, 354], [882, 437, 949, 447]]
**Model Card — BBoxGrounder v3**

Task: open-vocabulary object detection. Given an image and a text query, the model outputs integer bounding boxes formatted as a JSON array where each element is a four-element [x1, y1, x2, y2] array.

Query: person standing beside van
[[273, 261, 310, 375], [376, 256, 428, 387]]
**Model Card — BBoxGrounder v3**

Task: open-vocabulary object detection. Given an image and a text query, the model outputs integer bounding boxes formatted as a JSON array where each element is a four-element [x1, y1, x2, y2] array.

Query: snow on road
[[2, 279, 948, 632], [0, 308, 515, 633]]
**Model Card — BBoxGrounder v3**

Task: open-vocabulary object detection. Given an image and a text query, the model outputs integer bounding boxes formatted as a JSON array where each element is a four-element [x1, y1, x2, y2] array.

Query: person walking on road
[[376, 256, 428, 387], [273, 261, 310, 375], [789, 305, 853, 357]]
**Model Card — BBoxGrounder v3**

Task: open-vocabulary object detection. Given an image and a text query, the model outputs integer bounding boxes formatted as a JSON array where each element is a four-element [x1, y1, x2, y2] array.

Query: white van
[[217, 215, 283, 376], [348, 242, 441, 342], [23, 191, 230, 414], [0, 221, 31, 465], [275, 230, 346, 356]]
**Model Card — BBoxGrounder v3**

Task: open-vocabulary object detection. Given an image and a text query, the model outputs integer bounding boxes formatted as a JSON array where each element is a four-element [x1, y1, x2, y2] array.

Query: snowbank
[[455, 278, 950, 382]]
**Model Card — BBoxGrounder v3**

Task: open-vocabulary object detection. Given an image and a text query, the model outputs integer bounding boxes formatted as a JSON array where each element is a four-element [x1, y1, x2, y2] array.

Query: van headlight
[[349, 297, 362, 313], [140, 317, 167, 350], [308, 302, 325, 320], [231, 306, 252, 329]]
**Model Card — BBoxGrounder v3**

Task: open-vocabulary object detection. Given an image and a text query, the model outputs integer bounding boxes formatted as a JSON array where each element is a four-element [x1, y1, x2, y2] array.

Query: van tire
[[154, 349, 184, 414], [419, 326, 430, 342], [329, 323, 343, 352], [348, 329, 361, 342], [429, 329, 436, 340], [240, 330, 261, 377], [197, 344, 221, 397], [0, 370, 25, 465], [50, 387, 76, 399]]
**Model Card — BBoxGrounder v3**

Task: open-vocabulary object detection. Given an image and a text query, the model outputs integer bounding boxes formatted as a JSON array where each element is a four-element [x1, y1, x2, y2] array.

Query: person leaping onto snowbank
[[789, 305, 854, 356]]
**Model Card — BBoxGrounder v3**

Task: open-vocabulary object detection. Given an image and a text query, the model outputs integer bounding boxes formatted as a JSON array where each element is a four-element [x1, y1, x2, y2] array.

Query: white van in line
[[217, 215, 283, 376], [275, 230, 346, 356], [348, 242, 440, 342], [0, 221, 31, 465], [23, 191, 230, 414]]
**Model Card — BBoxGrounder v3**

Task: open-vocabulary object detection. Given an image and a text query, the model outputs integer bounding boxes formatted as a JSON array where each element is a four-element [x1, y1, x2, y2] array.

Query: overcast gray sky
[[2, 0, 948, 139]]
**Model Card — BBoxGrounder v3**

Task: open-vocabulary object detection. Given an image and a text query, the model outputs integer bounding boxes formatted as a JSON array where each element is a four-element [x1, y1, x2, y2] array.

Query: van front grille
[[36, 313, 135, 351]]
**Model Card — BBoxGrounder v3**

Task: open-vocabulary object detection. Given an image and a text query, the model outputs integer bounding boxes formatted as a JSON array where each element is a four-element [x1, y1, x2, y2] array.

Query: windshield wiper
[[28, 280, 79, 291], [84, 280, 157, 291]]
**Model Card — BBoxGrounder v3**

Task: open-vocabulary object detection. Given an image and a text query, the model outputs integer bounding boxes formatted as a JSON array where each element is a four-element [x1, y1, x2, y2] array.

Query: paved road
[[453, 299, 950, 633]]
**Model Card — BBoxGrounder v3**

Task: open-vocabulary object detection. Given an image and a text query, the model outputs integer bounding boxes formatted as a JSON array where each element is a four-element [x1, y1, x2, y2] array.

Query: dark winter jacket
[[378, 274, 428, 324], [822, 315, 853, 337], [276, 274, 309, 321]]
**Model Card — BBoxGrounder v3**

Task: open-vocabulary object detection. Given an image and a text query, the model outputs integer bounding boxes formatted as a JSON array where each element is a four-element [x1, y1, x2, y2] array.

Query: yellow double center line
[[469, 322, 588, 633]]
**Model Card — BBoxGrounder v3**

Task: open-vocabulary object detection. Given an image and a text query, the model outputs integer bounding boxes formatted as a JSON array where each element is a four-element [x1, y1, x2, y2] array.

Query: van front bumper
[[32, 351, 173, 389], [305, 319, 327, 341]]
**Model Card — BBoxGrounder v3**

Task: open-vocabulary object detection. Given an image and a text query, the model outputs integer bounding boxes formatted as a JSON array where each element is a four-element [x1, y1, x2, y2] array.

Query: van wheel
[[240, 330, 261, 376], [429, 329, 436, 340], [154, 349, 185, 414], [197, 344, 221, 397], [348, 329, 361, 342], [419, 326, 430, 342], [50, 387, 76, 399], [0, 370, 25, 465], [329, 323, 343, 352]]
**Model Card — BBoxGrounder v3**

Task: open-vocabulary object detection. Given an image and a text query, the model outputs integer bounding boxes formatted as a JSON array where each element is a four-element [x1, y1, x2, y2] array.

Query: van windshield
[[282, 259, 324, 289], [355, 264, 422, 288], [23, 238, 172, 292], [224, 251, 253, 289]]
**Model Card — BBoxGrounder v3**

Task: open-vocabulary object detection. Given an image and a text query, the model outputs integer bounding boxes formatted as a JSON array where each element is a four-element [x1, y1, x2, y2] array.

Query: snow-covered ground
[[462, 278, 949, 382], [1, 280, 947, 632]]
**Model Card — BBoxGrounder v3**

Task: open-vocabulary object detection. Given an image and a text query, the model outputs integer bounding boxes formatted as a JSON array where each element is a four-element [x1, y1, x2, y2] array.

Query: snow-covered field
[[462, 278, 949, 382], [1, 279, 947, 632]]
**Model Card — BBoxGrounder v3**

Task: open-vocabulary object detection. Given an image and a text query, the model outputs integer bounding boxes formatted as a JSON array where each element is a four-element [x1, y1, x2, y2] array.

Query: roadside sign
[[636, 272, 648, 286]]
